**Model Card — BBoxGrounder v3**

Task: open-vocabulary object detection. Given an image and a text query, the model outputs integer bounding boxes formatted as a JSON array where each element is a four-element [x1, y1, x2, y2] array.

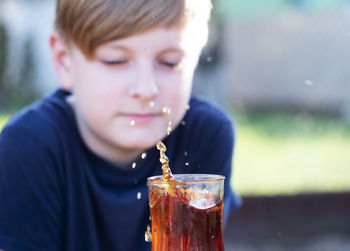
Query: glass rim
[[147, 174, 225, 184]]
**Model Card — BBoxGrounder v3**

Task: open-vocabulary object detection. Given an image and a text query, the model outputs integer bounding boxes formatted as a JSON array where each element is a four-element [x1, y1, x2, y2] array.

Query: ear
[[50, 31, 74, 90]]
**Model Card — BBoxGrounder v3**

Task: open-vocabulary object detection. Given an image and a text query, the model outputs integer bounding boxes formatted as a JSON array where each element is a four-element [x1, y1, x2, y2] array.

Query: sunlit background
[[1, 0, 350, 250]]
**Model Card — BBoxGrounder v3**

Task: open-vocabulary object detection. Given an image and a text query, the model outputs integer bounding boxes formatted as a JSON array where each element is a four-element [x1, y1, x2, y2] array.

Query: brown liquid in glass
[[146, 141, 224, 251]]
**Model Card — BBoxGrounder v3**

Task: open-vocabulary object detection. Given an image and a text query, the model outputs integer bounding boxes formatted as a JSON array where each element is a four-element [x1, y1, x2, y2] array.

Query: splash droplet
[[149, 101, 155, 107], [130, 120, 135, 126], [132, 162, 136, 169], [185, 104, 190, 110], [206, 56, 212, 62], [162, 106, 171, 114], [181, 121, 186, 126], [145, 224, 152, 242], [137, 192, 142, 200], [305, 79, 313, 86], [184, 151, 188, 156], [167, 126, 172, 135], [185, 162, 189, 166], [141, 153, 147, 159]]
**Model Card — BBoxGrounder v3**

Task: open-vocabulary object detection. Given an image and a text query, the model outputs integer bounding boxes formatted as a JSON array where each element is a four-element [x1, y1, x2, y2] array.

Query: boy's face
[[51, 28, 201, 163]]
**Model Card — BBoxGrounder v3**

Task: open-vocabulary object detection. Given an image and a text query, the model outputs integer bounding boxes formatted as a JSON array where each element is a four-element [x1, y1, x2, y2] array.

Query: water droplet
[[305, 79, 313, 86], [149, 216, 151, 220], [145, 224, 152, 242], [141, 153, 147, 159], [181, 121, 186, 126], [206, 56, 212, 62], [185, 104, 190, 110], [149, 101, 155, 107], [137, 192, 142, 199], [132, 162, 136, 169], [167, 126, 172, 135], [130, 120, 135, 126], [184, 151, 188, 156], [185, 162, 189, 166], [162, 106, 171, 114]]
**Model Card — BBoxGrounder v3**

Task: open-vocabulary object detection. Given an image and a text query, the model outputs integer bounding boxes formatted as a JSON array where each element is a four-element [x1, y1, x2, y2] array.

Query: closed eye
[[102, 60, 128, 65], [160, 61, 181, 69]]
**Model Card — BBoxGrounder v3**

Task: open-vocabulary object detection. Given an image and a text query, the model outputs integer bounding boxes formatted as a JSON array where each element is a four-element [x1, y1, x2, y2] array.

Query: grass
[[232, 111, 350, 196], [0, 112, 11, 130], [1, 110, 350, 196]]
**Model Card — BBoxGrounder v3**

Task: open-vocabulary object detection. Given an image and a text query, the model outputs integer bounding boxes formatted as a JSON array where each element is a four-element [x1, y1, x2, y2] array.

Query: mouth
[[119, 113, 162, 124]]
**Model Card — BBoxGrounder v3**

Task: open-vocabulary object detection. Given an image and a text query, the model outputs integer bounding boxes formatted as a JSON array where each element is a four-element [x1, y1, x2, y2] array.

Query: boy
[[0, 0, 241, 250]]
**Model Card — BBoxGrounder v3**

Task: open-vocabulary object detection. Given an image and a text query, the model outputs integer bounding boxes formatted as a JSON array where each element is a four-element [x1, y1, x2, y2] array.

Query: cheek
[[72, 69, 120, 123], [159, 74, 192, 126]]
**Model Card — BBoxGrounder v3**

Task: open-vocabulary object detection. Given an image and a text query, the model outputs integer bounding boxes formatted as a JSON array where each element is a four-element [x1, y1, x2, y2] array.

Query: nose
[[129, 62, 159, 100]]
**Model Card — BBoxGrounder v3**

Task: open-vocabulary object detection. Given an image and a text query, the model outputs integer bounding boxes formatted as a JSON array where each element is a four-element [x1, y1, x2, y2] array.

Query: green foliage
[[217, 0, 348, 18], [232, 111, 350, 195], [0, 21, 39, 109], [0, 113, 11, 131]]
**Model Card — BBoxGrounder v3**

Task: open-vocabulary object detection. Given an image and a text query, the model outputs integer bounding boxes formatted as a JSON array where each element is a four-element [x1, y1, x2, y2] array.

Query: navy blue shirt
[[0, 89, 241, 251]]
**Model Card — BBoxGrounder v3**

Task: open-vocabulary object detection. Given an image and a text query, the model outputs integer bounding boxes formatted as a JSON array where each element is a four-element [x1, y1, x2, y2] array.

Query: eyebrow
[[106, 43, 184, 54], [106, 45, 133, 53], [159, 48, 184, 54]]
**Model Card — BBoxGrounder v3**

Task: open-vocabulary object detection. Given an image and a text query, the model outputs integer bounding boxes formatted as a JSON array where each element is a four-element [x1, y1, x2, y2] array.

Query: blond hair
[[55, 0, 212, 58]]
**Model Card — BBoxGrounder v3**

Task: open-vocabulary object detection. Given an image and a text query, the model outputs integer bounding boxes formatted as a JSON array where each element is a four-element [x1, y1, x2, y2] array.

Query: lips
[[119, 113, 162, 123]]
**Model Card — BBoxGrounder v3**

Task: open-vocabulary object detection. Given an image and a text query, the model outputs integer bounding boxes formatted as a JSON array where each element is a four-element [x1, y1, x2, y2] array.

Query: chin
[[117, 135, 159, 150]]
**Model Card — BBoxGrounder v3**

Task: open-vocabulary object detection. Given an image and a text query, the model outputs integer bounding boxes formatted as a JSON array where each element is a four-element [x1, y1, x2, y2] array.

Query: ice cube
[[189, 197, 217, 209]]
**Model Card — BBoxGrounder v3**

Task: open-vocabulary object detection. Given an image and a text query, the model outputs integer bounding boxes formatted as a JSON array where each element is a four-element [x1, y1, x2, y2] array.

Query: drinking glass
[[147, 174, 225, 251]]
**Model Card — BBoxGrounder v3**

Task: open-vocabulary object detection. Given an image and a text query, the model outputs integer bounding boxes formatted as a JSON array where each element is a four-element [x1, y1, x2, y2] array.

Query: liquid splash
[[156, 141, 175, 182]]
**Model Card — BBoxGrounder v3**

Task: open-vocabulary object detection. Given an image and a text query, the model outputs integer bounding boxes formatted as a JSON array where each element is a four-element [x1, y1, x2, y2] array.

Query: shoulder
[[184, 96, 235, 139], [169, 96, 235, 167], [2, 89, 74, 147], [0, 89, 71, 194]]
